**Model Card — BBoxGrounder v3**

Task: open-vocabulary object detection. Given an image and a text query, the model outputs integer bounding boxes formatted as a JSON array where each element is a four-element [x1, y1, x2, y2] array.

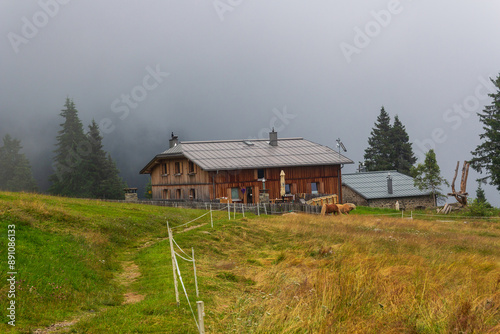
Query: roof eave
[[139, 152, 186, 174]]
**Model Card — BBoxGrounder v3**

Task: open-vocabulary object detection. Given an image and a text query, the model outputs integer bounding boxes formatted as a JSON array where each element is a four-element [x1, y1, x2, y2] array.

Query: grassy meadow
[[0, 192, 499, 333]]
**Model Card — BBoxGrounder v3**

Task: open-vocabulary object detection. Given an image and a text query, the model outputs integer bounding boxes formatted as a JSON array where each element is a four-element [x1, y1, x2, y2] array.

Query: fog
[[1, 0, 499, 205]]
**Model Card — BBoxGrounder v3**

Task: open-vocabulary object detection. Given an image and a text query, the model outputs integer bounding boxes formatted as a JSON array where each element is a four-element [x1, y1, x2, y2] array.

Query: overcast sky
[[1, 0, 499, 205]]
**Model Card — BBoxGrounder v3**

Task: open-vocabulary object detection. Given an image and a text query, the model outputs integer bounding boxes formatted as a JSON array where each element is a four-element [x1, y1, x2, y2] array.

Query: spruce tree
[[49, 98, 90, 197], [470, 73, 500, 192], [0, 134, 38, 192], [390, 115, 416, 175], [364, 107, 393, 171], [410, 149, 449, 206], [475, 182, 491, 207], [84, 120, 125, 199]]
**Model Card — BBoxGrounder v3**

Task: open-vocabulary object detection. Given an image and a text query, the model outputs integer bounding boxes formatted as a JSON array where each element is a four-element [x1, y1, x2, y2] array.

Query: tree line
[[0, 98, 125, 199], [1, 74, 499, 203], [362, 73, 500, 205]]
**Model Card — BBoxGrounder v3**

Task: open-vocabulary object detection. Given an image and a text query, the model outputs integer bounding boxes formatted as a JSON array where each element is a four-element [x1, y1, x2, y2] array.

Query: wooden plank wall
[[151, 158, 212, 200], [150, 158, 342, 202]]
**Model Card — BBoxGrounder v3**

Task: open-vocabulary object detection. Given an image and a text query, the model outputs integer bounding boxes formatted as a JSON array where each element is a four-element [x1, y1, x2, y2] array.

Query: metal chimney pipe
[[387, 172, 393, 194]]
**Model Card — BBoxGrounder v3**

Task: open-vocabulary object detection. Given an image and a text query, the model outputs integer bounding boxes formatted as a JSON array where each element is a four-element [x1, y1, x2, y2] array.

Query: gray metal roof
[[342, 171, 432, 200], [142, 137, 353, 173]]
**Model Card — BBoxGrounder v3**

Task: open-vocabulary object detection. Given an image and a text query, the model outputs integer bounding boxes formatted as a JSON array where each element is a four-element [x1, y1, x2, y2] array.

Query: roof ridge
[[180, 137, 304, 144], [343, 170, 398, 175]]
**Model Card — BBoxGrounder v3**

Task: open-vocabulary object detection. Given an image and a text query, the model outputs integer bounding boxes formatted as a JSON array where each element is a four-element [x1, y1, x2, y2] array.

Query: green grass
[[350, 205, 401, 215], [0, 192, 499, 333], [0, 192, 231, 333]]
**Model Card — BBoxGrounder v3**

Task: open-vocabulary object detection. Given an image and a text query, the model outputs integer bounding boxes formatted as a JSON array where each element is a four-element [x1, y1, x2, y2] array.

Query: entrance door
[[246, 187, 253, 204]]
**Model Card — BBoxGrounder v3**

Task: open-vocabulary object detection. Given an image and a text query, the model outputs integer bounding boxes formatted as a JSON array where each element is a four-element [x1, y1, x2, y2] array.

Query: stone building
[[342, 171, 435, 209]]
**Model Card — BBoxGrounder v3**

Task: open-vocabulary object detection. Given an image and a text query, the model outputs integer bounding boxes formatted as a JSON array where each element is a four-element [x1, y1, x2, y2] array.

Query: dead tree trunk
[[448, 161, 470, 207]]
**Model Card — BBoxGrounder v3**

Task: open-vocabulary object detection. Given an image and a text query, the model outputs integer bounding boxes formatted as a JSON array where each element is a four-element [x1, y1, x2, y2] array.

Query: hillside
[[1, 192, 499, 333]]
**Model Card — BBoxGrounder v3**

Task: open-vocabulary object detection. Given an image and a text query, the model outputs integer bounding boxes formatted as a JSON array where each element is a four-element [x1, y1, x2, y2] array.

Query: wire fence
[[102, 199, 324, 215], [115, 199, 498, 333], [100, 198, 500, 221]]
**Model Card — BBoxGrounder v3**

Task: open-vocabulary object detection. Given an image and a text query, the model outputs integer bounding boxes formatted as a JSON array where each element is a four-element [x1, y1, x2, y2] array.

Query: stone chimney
[[269, 128, 278, 147], [387, 172, 393, 194], [169, 132, 179, 148]]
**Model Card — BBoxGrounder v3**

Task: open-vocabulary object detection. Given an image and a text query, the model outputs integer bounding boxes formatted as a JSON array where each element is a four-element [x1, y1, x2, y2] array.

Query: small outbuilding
[[342, 170, 434, 209]]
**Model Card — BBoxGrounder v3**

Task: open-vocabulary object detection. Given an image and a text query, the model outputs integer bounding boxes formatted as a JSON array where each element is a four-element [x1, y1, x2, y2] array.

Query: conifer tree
[[0, 134, 38, 192], [475, 182, 491, 207], [410, 149, 449, 206], [84, 120, 125, 199], [49, 98, 90, 197], [364, 107, 393, 171], [470, 73, 500, 192], [390, 115, 416, 175]]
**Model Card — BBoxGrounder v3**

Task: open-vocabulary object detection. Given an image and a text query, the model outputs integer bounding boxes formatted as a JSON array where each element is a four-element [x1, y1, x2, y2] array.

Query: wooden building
[[140, 131, 353, 203]]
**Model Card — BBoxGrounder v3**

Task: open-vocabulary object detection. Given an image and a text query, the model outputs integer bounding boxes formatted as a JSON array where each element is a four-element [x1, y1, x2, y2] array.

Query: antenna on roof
[[336, 138, 347, 152]]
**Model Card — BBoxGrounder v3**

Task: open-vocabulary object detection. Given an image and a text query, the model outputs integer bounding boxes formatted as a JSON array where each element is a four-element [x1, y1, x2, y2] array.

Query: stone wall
[[342, 185, 434, 209], [342, 186, 368, 206], [125, 193, 138, 202], [368, 196, 434, 210]]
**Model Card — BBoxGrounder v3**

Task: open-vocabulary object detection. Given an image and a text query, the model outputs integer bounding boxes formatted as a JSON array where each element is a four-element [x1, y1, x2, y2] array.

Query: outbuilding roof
[[140, 137, 353, 173], [342, 171, 432, 200]]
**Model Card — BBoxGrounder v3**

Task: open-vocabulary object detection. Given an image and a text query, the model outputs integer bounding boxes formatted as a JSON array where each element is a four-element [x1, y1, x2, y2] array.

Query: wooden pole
[[210, 204, 213, 228], [167, 223, 180, 306], [197, 301, 205, 334], [257, 203, 260, 216], [228, 203, 230, 220], [192, 248, 199, 298], [233, 203, 236, 219], [242, 203, 245, 218]]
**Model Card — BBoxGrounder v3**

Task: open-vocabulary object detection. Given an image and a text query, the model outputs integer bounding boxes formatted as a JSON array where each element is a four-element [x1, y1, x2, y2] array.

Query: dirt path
[[115, 260, 145, 304], [32, 222, 207, 333]]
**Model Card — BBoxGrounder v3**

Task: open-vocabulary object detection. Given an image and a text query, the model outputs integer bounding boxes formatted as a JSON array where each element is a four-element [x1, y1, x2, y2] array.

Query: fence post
[[234, 203, 236, 219], [210, 204, 213, 228], [257, 203, 260, 216], [228, 203, 230, 220], [197, 301, 205, 334], [242, 204, 245, 218], [192, 248, 199, 298], [264, 203, 268, 215], [167, 223, 180, 306]]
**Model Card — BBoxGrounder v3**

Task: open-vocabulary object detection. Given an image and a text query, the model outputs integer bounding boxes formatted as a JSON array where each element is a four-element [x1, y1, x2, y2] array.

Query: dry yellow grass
[[204, 214, 500, 333]]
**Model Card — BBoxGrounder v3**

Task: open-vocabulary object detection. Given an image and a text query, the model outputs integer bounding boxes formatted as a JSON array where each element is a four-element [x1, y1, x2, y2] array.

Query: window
[[257, 169, 265, 179], [231, 187, 239, 200], [161, 163, 168, 175], [176, 189, 182, 199], [285, 184, 291, 194], [188, 161, 195, 174], [311, 182, 319, 194], [162, 189, 169, 199], [175, 162, 181, 175], [189, 189, 196, 200]]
